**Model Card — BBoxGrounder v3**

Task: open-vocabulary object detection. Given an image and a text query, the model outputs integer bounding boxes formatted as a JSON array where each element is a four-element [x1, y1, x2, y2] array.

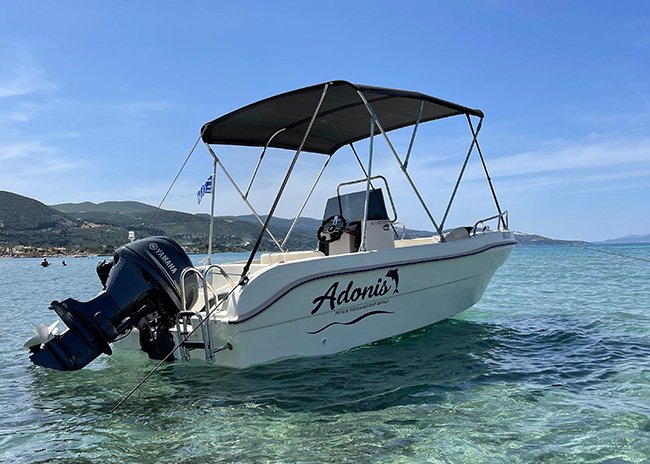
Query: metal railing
[[471, 210, 509, 236], [176, 265, 235, 364], [336, 175, 398, 223]]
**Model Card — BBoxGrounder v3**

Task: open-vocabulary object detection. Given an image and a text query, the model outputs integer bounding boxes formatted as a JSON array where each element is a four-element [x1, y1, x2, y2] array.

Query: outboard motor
[[29, 237, 198, 371]]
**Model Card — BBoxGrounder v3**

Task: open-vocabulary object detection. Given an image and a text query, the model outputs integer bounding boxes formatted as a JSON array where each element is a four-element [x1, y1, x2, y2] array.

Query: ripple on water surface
[[0, 246, 649, 463]]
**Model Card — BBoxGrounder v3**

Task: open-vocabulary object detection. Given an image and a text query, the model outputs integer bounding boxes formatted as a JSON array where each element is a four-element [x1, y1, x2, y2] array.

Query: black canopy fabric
[[201, 80, 483, 156]]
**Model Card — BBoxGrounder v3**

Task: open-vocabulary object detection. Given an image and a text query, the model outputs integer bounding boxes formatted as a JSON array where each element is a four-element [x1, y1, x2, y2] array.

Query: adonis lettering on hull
[[311, 269, 400, 315]]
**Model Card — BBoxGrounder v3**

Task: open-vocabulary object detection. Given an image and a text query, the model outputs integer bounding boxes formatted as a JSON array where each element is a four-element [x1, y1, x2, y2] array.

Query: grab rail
[[176, 265, 237, 363], [201, 264, 235, 321], [471, 210, 509, 235], [178, 267, 217, 363], [336, 175, 398, 222], [202, 264, 235, 285]]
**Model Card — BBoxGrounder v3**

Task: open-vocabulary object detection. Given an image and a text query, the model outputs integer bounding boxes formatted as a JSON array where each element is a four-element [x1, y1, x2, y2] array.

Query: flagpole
[[207, 158, 217, 264]]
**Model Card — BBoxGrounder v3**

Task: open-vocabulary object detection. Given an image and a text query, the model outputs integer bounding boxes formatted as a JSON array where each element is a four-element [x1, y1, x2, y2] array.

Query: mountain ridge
[[52, 200, 157, 214], [597, 233, 650, 244], [0, 191, 606, 255], [1, 191, 315, 254]]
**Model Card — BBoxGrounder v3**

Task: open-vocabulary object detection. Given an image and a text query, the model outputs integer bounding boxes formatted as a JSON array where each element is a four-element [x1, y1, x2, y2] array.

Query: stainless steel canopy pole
[[350, 143, 379, 187], [360, 117, 376, 252], [468, 117, 505, 229], [350, 143, 379, 193], [349, 143, 366, 175], [403, 100, 424, 169], [350, 143, 399, 238], [440, 115, 483, 231], [356, 91, 445, 240], [206, 157, 218, 264], [204, 144, 284, 251], [281, 154, 332, 249], [244, 128, 286, 198], [240, 83, 330, 281]]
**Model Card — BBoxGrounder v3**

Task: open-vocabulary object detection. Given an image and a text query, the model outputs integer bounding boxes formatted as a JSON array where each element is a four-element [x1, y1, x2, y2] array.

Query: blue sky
[[0, 1, 648, 241]]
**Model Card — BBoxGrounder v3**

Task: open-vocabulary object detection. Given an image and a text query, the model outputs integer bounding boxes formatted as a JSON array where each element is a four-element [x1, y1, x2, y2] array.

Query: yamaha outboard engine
[[29, 237, 198, 371]]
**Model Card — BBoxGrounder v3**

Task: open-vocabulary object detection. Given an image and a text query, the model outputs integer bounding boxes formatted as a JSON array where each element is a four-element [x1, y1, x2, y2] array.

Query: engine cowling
[[29, 236, 198, 371]]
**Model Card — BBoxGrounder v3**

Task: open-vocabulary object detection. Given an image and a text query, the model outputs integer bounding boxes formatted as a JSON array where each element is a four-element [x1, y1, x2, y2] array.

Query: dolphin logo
[[385, 269, 399, 294]]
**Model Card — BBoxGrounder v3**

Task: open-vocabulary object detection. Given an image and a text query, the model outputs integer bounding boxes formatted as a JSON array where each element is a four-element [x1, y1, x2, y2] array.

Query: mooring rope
[[566, 242, 650, 264], [151, 129, 206, 221], [513, 230, 650, 264], [110, 282, 240, 413]]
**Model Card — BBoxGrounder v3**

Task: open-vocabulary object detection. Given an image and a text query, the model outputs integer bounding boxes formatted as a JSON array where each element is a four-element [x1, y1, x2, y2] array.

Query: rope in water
[[110, 282, 240, 413], [513, 231, 650, 264]]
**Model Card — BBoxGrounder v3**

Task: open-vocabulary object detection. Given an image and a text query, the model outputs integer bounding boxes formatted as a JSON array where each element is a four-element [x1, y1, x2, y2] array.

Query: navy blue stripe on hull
[[230, 240, 516, 325], [306, 310, 394, 334]]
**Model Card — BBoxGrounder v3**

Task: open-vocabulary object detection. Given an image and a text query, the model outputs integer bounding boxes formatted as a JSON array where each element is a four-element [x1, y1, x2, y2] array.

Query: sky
[[0, 1, 648, 241]]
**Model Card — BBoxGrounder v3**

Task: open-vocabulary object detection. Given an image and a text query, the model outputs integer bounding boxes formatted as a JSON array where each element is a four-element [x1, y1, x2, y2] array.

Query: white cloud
[[0, 140, 80, 201], [481, 138, 649, 179], [0, 53, 57, 98], [0, 140, 53, 161], [402, 136, 650, 189], [5, 98, 71, 122], [7, 112, 30, 123], [49, 130, 82, 139]]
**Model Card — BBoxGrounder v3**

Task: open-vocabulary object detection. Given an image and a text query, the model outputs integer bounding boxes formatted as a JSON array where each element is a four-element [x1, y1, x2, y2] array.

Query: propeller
[[24, 321, 59, 350]]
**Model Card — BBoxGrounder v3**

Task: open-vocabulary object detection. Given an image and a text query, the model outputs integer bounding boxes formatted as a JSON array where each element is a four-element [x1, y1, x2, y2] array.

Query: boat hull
[[208, 231, 515, 368]]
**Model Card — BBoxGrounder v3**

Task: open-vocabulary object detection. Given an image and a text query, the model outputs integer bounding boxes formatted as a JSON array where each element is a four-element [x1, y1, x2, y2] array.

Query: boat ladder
[[175, 265, 235, 363]]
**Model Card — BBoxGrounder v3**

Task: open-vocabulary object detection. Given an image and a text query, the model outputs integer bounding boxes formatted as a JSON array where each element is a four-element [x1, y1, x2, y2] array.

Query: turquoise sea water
[[0, 245, 649, 463]]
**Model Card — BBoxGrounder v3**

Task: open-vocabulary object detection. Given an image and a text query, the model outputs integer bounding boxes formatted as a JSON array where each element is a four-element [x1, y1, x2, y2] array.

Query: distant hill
[[1, 192, 320, 254], [0, 191, 593, 255], [49, 202, 315, 249], [0, 191, 79, 230], [598, 233, 650, 244], [52, 200, 157, 214], [512, 232, 588, 246]]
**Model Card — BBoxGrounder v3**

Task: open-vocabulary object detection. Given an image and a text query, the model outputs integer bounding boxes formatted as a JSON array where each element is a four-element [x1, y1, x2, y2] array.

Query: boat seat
[[260, 250, 325, 265], [394, 236, 441, 248], [445, 226, 472, 241]]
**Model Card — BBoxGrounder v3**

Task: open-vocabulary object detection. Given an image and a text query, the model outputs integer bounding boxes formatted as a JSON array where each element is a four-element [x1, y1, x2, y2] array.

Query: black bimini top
[[201, 80, 483, 156]]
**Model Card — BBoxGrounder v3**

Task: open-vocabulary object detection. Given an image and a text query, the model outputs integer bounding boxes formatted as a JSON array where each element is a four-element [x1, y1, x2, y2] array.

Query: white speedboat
[[28, 81, 516, 370]]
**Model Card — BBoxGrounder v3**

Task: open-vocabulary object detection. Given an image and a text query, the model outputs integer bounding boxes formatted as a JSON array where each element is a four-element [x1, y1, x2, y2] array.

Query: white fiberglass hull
[[192, 231, 516, 368]]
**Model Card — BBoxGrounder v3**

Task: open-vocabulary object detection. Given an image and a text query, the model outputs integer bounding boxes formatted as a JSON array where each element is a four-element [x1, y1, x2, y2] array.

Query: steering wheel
[[317, 215, 347, 243]]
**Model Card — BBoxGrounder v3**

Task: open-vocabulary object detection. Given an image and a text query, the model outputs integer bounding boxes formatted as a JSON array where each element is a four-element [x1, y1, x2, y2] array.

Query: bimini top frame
[[200, 81, 504, 282], [201, 80, 483, 156]]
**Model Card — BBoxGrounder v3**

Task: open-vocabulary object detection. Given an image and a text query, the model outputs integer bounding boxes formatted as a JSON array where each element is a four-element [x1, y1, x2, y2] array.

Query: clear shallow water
[[0, 246, 649, 463]]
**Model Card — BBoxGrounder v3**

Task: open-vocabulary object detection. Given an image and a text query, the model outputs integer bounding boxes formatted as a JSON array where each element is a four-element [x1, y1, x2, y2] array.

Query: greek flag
[[197, 175, 213, 204]]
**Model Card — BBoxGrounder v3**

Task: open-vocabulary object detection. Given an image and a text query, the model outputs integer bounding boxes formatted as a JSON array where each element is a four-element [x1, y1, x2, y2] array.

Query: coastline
[[0, 247, 99, 258]]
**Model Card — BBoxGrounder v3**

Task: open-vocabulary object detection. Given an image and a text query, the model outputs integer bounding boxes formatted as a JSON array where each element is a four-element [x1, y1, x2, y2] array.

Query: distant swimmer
[[62, 260, 67, 266], [41, 258, 50, 267]]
